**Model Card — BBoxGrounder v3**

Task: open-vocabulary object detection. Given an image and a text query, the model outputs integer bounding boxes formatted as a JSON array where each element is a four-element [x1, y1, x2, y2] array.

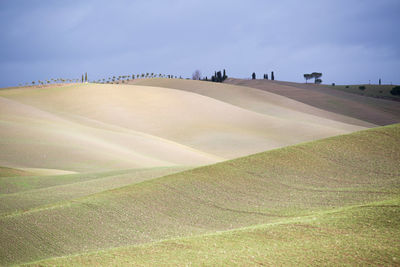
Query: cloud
[[0, 0, 399, 87]]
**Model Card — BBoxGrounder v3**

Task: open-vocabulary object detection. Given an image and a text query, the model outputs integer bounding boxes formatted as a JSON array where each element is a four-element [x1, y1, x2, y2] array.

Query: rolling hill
[[225, 78, 400, 126], [0, 81, 368, 173], [1, 124, 399, 266]]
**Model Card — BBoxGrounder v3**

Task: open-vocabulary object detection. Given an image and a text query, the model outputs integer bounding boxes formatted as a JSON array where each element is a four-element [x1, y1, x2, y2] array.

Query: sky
[[0, 0, 399, 87]]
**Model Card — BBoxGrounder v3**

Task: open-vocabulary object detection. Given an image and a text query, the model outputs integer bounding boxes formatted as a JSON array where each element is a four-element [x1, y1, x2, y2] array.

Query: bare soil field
[[225, 78, 400, 125], [0, 81, 367, 173]]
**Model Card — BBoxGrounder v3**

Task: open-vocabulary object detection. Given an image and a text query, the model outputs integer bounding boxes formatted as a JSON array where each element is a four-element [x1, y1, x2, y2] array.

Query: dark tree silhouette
[[303, 74, 312, 83], [216, 71, 222, 82], [390, 86, 400, 95], [271, 71, 274, 80], [311, 72, 322, 83], [252, 72, 256, 80]]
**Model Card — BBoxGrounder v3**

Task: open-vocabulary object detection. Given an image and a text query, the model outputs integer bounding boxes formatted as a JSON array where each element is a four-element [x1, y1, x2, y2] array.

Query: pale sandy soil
[[130, 78, 375, 128], [0, 81, 369, 172]]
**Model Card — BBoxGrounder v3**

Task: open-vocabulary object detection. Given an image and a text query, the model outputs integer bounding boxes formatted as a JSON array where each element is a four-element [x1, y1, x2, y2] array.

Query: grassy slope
[[26, 198, 400, 266], [0, 166, 33, 177], [0, 82, 367, 172], [225, 78, 400, 126], [1, 124, 399, 266], [329, 84, 400, 101], [0, 166, 189, 217]]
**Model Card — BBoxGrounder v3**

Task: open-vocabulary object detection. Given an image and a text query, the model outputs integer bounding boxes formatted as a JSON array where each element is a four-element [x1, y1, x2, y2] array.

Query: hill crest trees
[[303, 72, 323, 84]]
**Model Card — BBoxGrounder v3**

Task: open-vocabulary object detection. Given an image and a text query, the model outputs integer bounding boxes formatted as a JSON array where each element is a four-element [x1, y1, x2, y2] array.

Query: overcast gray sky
[[0, 0, 399, 87]]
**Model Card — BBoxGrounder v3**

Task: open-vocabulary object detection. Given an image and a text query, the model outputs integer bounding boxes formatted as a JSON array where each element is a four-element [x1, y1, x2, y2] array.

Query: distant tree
[[379, 78, 381, 85], [271, 71, 275, 80], [85, 72, 88, 82], [216, 71, 222, 82], [303, 74, 312, 83], [252, 72, 256, 80], [311, 72, 322, 83], [315, 78, 322, 84], [223, 69, 227, 80], [192, 70, 201, 80]]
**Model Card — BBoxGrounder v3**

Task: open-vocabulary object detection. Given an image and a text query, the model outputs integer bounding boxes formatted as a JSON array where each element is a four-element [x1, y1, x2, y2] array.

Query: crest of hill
[[2, 124, 399, 265], [0, 83, 366, 172], [225, 78, 400, 125]]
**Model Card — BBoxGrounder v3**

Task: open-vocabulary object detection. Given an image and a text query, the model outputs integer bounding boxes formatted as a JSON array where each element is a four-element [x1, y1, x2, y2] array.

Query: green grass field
[[25, 198, 400, 266], [1, 124, 399, 266], [329, 84, 400, 101]]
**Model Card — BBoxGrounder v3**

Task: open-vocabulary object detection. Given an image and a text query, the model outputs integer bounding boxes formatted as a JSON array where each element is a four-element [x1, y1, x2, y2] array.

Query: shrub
[[345, 86, 349, 88], [390, 86, 400, 96], [359, 86, 366, 90]]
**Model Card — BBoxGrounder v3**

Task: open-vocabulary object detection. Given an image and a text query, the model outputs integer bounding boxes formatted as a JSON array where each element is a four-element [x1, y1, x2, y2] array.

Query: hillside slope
[[2, 124, 399, 266], [130, 78, 374, 128], [26, 198, 400, 266], [0, 83, 366, 172], [225, 78, 400, 125]]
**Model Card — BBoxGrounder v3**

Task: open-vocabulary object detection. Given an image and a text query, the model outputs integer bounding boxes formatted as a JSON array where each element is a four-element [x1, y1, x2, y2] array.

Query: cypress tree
[[223, 69, 227, 80], [85, 72, 87, 82], [271, 71, 274, 80], [252, 72, 256, 80], [82, 74, 84, 83], [217, 71, 222, 82]]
